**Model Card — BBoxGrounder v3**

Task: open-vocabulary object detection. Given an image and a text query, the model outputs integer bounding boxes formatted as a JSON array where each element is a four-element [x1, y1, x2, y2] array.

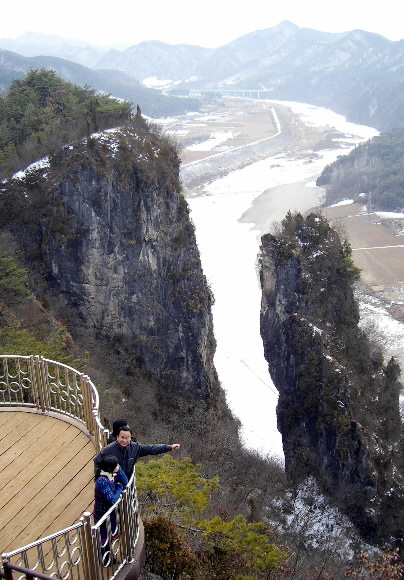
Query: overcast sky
[[2, 0, 402, 48]]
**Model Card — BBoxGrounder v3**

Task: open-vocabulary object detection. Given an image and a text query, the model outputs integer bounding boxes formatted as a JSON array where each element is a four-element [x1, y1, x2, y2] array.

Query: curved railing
[[0, 355, 107, 452], [0, 355, 143, 580]]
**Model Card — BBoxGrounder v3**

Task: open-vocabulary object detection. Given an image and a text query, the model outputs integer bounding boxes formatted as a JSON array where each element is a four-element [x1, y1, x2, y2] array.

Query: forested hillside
[[317, 127, 404, 210], [0, 49, 202, 119], [0, 68, 132, 180]]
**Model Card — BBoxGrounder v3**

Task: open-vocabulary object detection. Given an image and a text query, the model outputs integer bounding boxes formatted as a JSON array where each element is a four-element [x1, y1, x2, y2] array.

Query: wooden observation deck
[[0, 355, 144, 580], [0, 412, 94, 554]]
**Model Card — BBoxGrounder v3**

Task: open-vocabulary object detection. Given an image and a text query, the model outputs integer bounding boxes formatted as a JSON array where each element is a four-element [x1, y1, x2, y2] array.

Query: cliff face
[[259, 212, 403, 543], [260, 227, 373, 491], [4, 118, 218, 401]]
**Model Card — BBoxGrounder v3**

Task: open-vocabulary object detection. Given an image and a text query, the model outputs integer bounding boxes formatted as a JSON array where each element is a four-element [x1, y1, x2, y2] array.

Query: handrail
[[2, 561, 55, 579], [2, 523, 83, 557], [1, 514, 86, 579], [0, 355, 108, 452], [1, 474, 140, 580], [0, 355, 142, 580]]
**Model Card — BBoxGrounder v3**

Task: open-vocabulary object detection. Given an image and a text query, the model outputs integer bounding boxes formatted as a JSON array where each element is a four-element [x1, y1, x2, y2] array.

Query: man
[[94, 426, 180, 479]]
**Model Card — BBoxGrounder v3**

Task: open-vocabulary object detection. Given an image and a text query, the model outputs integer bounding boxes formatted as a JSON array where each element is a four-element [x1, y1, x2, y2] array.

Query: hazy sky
[[2, 0, 402, 48]]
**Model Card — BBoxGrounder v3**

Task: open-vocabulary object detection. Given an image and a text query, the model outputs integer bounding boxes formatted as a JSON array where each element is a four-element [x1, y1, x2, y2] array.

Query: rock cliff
[[2, 116, 219, 402], [259, 212, 403, 544]]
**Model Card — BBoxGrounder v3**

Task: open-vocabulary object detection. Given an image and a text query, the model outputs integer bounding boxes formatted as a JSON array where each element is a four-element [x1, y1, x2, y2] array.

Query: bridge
[[0, 355, 144, 580], [188, 88, 274, 100]]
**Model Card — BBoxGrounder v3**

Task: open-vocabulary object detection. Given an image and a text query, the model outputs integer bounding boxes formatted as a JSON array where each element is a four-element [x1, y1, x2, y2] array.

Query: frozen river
[[169, 100, 378, 459]]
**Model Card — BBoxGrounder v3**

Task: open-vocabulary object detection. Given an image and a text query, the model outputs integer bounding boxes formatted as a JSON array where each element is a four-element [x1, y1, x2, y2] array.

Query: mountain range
[[0, 47, 202, 118], [1, 21, 404, 129]]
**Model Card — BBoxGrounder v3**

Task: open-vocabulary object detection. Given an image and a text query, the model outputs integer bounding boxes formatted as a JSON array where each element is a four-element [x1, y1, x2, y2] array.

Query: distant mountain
[[183, 23, 404, 131], [192, 21, 342, 82], [2, 22, 404, 129], [97, 41, 213, 82], [0, 31, 126, 67], [0, 49, 201, 117]]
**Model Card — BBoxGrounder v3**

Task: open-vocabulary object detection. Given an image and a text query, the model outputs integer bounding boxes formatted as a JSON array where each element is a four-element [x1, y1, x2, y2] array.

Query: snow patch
[[374, 211, 404, 219], [330, 199, 354, 207], [278, 477, 376, 558], [12, 157, 49, 180], [142, 77, 175, 89], [187, 131, 235, 151]]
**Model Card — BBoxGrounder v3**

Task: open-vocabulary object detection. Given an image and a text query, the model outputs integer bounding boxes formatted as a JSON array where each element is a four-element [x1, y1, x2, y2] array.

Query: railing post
[[2, 557, 14, 580], [39, 357, 50, 411], [81, 375, 92, 434], [27, 356, 40, 411], [120, 490, 131, 561], [92, 410, 108, 453], [92, 409, 99, 452], [33, 356, 47, 412], [81, 512, 98, 580]]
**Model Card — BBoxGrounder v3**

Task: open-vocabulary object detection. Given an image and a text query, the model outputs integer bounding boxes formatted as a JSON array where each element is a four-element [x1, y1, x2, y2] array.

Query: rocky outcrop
[[259, 212, 403, 543], [4, 117, 219, 401]]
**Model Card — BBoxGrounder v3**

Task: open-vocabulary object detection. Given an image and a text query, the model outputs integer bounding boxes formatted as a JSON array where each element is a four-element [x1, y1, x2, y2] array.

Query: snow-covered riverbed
[[170, 101, 380, 459]]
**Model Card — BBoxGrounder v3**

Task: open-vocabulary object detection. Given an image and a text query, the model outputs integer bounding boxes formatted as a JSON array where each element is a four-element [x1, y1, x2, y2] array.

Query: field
[[324, 203, 404, 321]]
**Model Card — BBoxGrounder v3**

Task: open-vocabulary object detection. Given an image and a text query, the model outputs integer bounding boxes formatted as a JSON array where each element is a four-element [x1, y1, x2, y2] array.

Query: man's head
[[117, 426, 132, 447], [112, 419, 129, 437]]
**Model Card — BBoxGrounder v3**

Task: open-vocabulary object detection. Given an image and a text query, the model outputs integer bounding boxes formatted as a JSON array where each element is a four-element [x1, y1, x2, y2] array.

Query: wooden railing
[[0, 355, 143, 580]]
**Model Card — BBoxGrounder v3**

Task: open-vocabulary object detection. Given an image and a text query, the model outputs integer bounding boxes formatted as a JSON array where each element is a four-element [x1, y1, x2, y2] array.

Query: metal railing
[[1, 561, 55, 579], [1, 523, 85, 580], [0, 355, 142, 580], [1, 473, 139, 580], [0, 355, 107, 452]]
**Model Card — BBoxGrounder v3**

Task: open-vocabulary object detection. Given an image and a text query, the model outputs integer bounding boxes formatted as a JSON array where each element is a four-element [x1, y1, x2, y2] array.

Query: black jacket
[[94, 440, 172, 479]]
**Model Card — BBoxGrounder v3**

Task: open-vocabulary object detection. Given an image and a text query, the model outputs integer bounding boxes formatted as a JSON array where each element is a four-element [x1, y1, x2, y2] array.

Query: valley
[[171, 97, 404, 317], [170, 98, 346, 193], [162, 97, 404, 379]]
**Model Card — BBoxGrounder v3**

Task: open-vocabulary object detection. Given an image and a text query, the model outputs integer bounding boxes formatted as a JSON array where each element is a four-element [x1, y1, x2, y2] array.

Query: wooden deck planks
[[0, 417, 81, 509], [0, 412, 35, 445], [0, 412, 96, 554]]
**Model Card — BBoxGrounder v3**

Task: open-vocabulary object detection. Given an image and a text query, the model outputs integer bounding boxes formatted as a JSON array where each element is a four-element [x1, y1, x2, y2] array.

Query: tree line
[[317, 127, 404, 211]]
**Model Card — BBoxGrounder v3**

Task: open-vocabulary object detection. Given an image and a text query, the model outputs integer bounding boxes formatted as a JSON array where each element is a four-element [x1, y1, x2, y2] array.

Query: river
[[159, 99, 378, 459]]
